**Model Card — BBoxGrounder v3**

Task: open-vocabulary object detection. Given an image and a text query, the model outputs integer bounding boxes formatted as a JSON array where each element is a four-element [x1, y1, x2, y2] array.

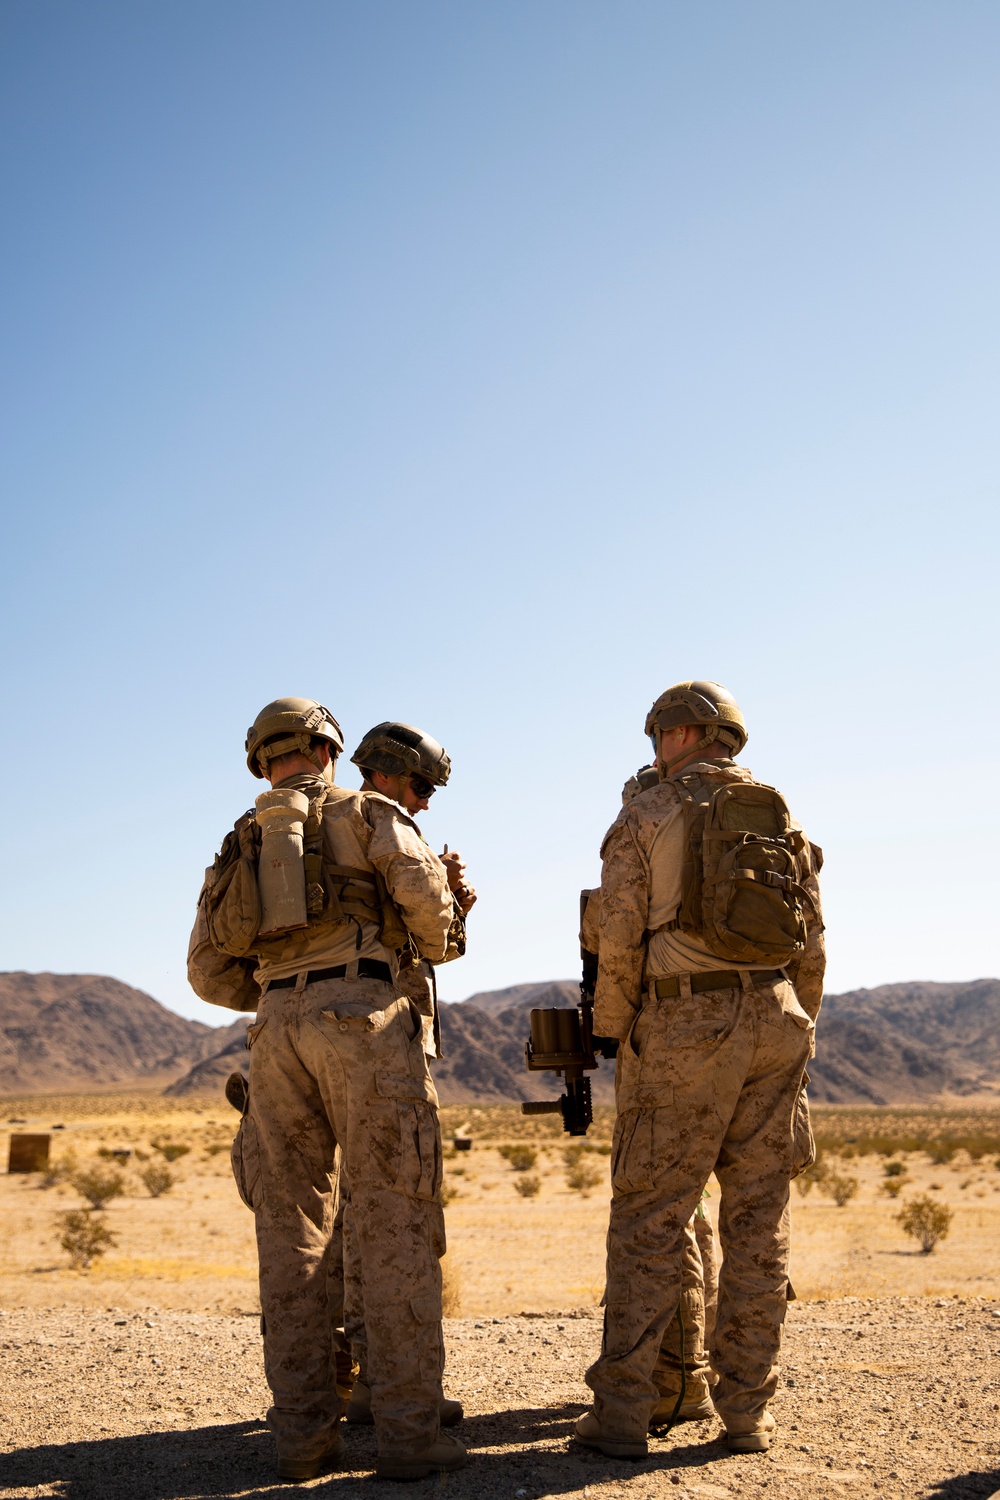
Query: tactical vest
[[203, 786, 410, 962], [666, 768, 814, 967]]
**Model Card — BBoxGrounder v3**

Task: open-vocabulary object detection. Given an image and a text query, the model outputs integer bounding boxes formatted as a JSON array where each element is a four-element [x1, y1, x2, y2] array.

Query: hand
[[441, 846, 477, 915], [440, 847, 466, 892]]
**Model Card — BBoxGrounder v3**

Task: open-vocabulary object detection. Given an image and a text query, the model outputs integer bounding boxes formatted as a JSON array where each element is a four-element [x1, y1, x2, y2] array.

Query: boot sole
[[276, 1442, 345, 1480], [726, 1432, 772, 1453], [374, 1454, 468, 1481], [575, 1434, 648, 1460]]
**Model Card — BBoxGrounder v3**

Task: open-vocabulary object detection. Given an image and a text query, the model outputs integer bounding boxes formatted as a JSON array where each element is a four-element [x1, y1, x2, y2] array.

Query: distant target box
[[7, 1134, 51, 1173]]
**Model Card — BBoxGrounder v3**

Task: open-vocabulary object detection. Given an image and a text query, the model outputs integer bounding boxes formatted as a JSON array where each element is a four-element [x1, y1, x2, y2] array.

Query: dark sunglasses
[[408, 774, 436, 799]]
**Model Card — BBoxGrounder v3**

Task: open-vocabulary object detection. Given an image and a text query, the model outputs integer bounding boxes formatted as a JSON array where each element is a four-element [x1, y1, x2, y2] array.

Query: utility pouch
[[204, 813, 263, 958]]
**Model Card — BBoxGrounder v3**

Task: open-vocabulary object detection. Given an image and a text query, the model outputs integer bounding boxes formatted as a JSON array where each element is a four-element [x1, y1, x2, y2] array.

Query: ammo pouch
[[668, 772, 813, 967]]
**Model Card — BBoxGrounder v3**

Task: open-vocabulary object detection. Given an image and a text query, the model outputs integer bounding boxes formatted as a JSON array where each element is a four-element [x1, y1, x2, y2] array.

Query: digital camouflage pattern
[[587, 757, 824, 1440], [232, 973, 448, 1463], [651, 1216, 713, 1413], [586, 974, 814, 1436]]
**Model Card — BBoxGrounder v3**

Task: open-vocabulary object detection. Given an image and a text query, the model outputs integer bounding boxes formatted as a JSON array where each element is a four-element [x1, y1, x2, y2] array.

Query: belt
[[266, 959, 394, 992], [652, 968, 783, 999]]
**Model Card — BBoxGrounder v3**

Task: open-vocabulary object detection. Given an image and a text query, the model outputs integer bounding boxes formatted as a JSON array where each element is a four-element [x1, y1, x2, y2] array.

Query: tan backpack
[[668, 771, 814, 966]]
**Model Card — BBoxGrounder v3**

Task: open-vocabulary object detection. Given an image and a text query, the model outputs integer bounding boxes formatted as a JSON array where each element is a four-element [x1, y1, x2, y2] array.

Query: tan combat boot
[[650, 1370, 716, 1428], [375, 1432, 467, 1481], [574, 1410, 648, 1459], [346, 1380, 463, 1427], [725, 1410, 776, 1453], [276, 1427, 345, 1482]]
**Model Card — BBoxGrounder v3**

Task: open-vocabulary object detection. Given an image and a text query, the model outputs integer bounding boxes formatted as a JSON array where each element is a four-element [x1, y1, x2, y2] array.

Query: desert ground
[[2, 1095, 1000, 1498]]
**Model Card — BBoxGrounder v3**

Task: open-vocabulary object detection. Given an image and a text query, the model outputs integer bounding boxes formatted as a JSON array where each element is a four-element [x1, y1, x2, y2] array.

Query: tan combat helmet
[[350, 722, 451, 789], [644, 680, 748, 776], [245, 698, 345, 778]]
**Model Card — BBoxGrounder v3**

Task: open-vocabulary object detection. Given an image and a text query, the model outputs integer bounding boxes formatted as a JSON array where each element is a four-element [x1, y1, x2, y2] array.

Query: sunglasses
[[408, 774, 436, 799]]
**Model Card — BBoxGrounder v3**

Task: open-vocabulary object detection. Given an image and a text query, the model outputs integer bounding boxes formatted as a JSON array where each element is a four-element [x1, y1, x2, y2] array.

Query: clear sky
[[1, 2, 997, 1026]]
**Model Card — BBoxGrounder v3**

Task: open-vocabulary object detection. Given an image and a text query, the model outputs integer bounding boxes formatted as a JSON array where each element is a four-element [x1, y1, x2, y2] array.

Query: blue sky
[[1, 2, 997, 1025]]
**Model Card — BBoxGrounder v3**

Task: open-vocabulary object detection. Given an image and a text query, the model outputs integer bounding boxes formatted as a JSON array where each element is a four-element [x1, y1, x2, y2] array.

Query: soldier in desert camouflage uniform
[[582, 771, 716, 1429], [188, 699, 467, 1482], [576, 683, 825, 1457], [337, 723, 476, 1429]]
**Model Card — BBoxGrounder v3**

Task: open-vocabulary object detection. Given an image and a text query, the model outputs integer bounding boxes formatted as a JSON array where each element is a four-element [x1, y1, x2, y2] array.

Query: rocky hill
[[805, 977, 1000, 1104], [4, 970, 999, 1107], [0, 972, 248, 1093]]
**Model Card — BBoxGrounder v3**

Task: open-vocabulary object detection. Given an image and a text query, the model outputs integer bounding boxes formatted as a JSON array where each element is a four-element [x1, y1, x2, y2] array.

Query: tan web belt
[[652, 968, 783, 999]]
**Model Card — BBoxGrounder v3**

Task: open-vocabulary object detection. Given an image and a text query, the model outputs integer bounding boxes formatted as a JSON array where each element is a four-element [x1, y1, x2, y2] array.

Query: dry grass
[[3, 1094, 1000, 1317]]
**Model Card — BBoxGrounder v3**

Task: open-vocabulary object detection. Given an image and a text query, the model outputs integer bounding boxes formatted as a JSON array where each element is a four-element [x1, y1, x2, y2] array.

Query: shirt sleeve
[[365, 800, 454, 962], [785, 841, 826, 1023], [594, 810, 650, 1040]]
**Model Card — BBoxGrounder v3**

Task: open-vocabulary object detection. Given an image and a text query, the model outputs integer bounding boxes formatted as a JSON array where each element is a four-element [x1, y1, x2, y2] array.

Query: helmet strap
[[658, 726, 719, 778]]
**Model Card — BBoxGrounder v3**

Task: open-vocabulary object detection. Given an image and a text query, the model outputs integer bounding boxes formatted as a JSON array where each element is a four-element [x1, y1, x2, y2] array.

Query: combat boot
[[725, 1410, 776, 1453], [650, 1370, 716, 1428], [276, 1428, 345, 1481], [573, 1410, 648, 1459], [346, 1380, 463, 1427], [374, 1432, 467, 1481]]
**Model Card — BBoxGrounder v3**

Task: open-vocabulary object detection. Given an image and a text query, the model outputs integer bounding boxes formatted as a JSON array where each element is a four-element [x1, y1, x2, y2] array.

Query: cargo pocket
[[231, 1113, 262, 1211], [371, 1072, 443, 1201], [611, 1086, 676, 1194]]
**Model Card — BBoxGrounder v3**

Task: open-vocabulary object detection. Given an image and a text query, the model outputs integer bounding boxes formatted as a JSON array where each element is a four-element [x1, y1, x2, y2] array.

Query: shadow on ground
[[926, 1471, 1000, 1498], [0, 1405, 733, 1500]]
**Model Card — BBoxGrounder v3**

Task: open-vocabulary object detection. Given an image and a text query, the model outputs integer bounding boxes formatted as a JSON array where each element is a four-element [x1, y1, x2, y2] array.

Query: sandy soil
[[4, 1099, 1000, 1315], [1, 1300, 999, 1499]]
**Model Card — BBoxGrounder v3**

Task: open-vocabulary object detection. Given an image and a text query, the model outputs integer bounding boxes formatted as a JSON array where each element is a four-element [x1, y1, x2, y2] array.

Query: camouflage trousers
[[651, 1214, 714, 1407], [233, 974, 446, 1462], [586, 975, 812, 1437]]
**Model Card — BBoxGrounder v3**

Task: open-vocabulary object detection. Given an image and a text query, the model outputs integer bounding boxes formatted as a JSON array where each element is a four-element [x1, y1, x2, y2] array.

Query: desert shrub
[[58, 1209, 116, 1269], [203, 1142, 228, 1157], [567, 1159, 603, 1195], [498, 1144, 537, 1172], [72, 1165, 126, 1209], [39, 1148, 78, 1190], [514, 1174, 541, 1198], [926, 1141, 955, 1165], [881, 1177, 908, 1199], [440, 1179, 461, 1205], [140, 1162, 175, 1198], [152, 1142, 191, 1163], [822, 1172, 859, 1207], [883, 1160, 906, 1177], [896, 1194, 953, 1253]]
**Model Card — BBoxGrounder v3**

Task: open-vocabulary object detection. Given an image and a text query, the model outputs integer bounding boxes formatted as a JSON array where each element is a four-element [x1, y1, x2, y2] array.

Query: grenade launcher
[[520, 892, 618, 1136]]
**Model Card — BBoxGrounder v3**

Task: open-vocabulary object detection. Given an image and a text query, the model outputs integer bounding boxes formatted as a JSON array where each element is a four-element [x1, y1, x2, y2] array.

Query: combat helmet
[[245, 698, 345, 778], [350, 722, 451, 790], [644, 681, 747, 775]]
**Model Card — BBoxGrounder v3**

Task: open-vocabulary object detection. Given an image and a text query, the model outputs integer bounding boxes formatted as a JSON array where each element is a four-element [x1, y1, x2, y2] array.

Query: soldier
[[187, 698, 467, 1482], [336, 722, 476, 1428], [583, 766, 716, 1431], [576, 682, 825, 1457]]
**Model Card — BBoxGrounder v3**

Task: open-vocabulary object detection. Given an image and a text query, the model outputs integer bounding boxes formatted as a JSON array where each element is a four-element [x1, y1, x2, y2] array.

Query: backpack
[[669, 771, 814, 966]]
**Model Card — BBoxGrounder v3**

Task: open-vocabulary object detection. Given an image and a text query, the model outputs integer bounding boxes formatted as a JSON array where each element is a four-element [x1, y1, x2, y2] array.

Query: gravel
[[1, 1298, 999, 1498]]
